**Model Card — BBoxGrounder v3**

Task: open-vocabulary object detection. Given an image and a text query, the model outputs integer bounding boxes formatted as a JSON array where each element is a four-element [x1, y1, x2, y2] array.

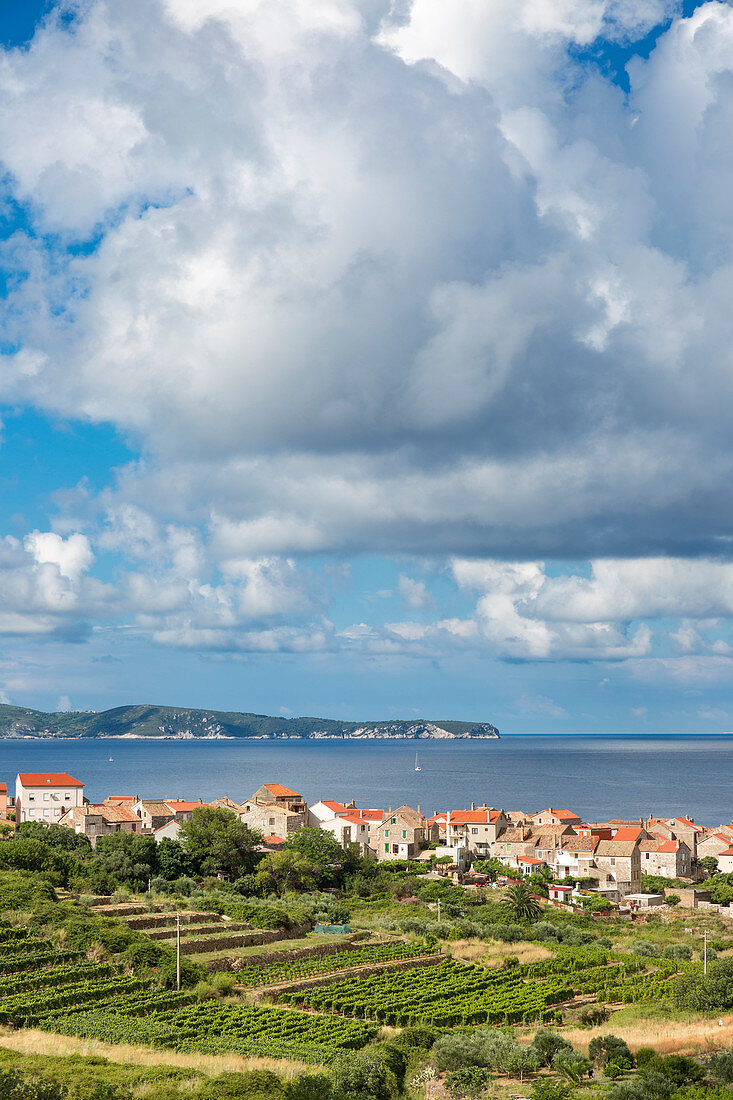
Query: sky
[[2, 0, 733, 733]]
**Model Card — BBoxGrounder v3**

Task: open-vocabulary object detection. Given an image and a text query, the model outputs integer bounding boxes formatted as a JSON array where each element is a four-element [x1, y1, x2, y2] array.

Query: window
[[64, 793, 70, 800], [384, 844, 389, 853], [610, 857, 616, 865], [269, 817, 275, 825], [645, 853, 649, 859], [28, 794, 35, 801], [384, 829, 389, 837], [472, 828, 478, 835], [44, 793, 49, 801]]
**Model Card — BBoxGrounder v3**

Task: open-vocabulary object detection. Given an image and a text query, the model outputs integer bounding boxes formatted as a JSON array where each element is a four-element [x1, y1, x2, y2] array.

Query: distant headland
[[0, 703, 500, 741]]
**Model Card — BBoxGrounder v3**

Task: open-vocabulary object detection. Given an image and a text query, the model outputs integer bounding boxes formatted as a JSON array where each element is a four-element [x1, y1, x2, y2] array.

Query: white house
[[16, 772, 84, 824], [153, 819, 182, 843], [718, 846, 733, 873]]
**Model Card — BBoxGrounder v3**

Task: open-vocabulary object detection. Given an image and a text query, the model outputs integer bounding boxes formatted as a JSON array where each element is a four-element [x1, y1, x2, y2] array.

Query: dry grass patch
[[0, 1027, 310, 1078], [449, 939, 553, 967], [562, 1012, 733, 1056]]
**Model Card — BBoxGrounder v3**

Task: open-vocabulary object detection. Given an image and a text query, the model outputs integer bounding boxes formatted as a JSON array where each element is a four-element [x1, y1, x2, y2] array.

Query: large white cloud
[[2, 0, 733, 665]]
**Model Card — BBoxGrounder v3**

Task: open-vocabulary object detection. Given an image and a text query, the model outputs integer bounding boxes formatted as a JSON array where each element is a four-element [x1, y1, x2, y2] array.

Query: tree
[[504, 1046, 540, 1084], [255, 850, 319, 894], [552, 1050, 591, 1083], [700, 856, 719, 875], [157, 837, 196, 881], [283, 828, 358, 887], [93, 833, 158, 891], [500, 882, 542, 921], [179, 806, 262, 880], [589, 1036, 633, 1070], [530, 1029, 572, 1067], [17, 822, 91, 852]]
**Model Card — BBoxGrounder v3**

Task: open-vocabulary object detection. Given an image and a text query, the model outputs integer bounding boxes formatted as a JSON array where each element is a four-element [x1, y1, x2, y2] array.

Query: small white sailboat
[[108, 755, 114, 762], [414, 752, 421, 772]]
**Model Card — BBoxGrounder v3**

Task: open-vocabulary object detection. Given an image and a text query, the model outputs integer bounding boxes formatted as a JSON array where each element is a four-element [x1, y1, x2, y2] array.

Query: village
[[4, 770, 733, 914]]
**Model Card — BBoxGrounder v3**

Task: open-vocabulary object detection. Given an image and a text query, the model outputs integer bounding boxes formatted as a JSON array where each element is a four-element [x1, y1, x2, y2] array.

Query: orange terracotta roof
[[613, 827, 643, 841], [0, 783, 6, 793], [164, 800, 202, 812], [518, 856, 545, 864], [263, 834, 287, 845], [18, 772, 83, 787], [264, 784, 301, 798], [449, 810, 492, 824], [357, 809, 383, 820], [320, 800, 347, 813]]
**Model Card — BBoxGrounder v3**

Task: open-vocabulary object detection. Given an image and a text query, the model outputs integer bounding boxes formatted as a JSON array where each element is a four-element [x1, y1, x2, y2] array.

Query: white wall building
[[16, 772, 84, 824]]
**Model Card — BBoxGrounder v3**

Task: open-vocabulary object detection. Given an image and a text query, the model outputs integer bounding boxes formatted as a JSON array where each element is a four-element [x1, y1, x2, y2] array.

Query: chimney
[[471, 802, 476, 811], [388, 806, 391, 813], [417, 804, 421, 814]]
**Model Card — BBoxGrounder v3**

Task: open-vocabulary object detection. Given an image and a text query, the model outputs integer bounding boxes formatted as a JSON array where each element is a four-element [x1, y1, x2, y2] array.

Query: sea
[[0, 735, 731, 826]]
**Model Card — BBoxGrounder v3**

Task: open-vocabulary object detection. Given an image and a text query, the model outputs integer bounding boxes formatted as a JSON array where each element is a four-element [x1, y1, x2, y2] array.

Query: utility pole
[[703, 929, 708, 976], [176, 910, 181, 991]]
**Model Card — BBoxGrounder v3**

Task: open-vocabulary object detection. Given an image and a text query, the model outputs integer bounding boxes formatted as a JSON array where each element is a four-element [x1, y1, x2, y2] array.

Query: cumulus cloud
[[3, 0, 733, 674]]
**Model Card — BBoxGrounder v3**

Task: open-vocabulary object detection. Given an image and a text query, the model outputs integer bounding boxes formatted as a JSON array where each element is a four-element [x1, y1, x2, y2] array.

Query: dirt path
[[0, 1026, 310, 1077]]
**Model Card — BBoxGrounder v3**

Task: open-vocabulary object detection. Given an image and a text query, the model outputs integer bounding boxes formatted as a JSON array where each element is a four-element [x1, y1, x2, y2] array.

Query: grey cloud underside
[[2, 0, 733, 661]]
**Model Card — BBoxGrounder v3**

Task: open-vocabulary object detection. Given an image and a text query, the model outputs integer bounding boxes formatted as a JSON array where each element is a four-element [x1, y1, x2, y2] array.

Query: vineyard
[[0, 918, 694, 1064], [278, 958, 574, 1027], [236, 939, 440, 986], [41, 1001, 377, 1063]]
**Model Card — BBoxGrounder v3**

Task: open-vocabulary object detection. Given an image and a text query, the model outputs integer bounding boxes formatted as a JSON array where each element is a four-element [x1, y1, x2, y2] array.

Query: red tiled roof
[[263, 834, 287, 845], [449, 810, 492, 824], [338, 812, 368, 826], [264, 784, 301, 798], [0, 783, 6, 793], [18, 772, 83, 787], [153, 820, 180, 832], [164, 800, 202, 812], [613, 827, 643, 841], [518, 856, 545, 864], [720, 846, 733, 857], [357, 809, 383, 820], [320, 800, 347, 813]]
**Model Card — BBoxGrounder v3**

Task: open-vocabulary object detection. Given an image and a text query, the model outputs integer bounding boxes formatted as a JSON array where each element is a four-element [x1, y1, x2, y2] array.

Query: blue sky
[[2, 0, 733, 733]]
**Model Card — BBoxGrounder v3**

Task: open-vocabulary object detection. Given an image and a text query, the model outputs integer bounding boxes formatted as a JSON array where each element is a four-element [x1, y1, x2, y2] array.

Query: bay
[[0, 735, 731, 826]]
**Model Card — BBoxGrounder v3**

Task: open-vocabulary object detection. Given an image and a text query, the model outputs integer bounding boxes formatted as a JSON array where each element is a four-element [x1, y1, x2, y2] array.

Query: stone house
[[445, 807, 510, 856], [647, 816, 703, 858], [243, 784, 307, 817], [697, 831, 733, 862], [59, 803, 142, 844], [546, 836, 600, 880], [530, 808, 583, 828], [639, 837, 691, 878], [593, 839, 641, 897], [239, 783, 308, 838], [132, 799, 177, 831], [375, 805, 427, 860]]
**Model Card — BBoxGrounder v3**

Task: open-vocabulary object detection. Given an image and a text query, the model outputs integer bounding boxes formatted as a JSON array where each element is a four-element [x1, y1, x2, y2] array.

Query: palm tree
[[500, 881, 542, 921]]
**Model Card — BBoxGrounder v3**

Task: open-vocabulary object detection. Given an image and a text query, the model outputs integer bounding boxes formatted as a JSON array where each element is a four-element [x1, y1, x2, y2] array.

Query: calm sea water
[[0, 736, 731, 826]]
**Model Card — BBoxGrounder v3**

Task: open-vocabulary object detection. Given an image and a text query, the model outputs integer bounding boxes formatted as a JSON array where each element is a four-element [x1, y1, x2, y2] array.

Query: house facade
[[445, 807, 510, 855], [59, 803, 142, 844], [15, 772, 84, 824], [375, 805, 426, 860], [639, 837, 691, 878]]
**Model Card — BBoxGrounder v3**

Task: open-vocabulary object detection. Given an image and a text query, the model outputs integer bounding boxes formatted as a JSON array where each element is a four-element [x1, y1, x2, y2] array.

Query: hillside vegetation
[[0, 704, 499, 740]]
